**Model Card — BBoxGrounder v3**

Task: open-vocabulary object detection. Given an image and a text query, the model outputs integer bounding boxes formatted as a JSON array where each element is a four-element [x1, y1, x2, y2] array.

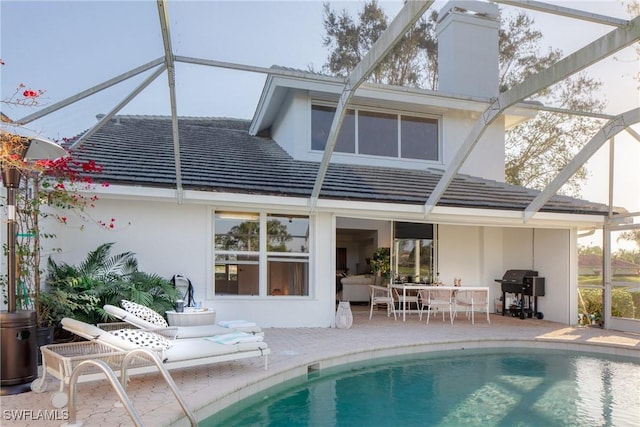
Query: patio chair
[[393, 287, 420, 317], [369, 285, 397, 320], [455, 289, 491, 324], [419, 288, 454, 324], [104, 303, 263, 339]]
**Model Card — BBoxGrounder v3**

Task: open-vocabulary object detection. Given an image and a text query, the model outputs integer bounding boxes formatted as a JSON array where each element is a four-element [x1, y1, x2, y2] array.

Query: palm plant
[[45, 242, 179, 328], [100, 271, 180, 317]]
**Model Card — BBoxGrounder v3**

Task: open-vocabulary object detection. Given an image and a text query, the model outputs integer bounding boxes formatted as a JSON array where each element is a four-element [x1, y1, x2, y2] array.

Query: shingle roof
[[70, 115, 610, 215]]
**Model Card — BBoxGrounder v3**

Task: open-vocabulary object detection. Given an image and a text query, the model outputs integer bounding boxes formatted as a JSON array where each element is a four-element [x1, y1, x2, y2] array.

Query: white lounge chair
[[32, 318, 269, 408], [104, 304, 263, 339], [61, 318, 269, 371]]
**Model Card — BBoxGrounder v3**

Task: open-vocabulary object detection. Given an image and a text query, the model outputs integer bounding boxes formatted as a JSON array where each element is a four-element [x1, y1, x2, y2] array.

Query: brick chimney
[[436, 1, 500, 99]]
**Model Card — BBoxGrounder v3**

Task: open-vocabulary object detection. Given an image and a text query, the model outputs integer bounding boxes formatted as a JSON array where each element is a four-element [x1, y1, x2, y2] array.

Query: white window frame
[[211, 211, 311, 298]]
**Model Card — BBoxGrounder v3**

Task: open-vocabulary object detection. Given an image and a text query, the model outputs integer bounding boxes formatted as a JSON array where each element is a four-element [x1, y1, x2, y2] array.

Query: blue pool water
[[204, 348, 640, 427]]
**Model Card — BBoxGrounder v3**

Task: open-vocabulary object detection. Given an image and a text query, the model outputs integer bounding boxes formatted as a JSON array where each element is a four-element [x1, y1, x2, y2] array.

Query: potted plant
[[370, 247, 390, 285]]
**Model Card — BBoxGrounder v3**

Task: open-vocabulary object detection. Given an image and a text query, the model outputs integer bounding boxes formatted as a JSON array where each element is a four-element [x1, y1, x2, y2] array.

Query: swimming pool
[[204, 348, 640, 426]]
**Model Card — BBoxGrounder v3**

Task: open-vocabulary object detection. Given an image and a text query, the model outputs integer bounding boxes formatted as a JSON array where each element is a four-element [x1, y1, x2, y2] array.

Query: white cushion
[[121, 300, 168, 328], [110, 329, 172, 350], [163, 339, 268, 362], [61, 317, 138, 351], [206, 332, 263, 345]]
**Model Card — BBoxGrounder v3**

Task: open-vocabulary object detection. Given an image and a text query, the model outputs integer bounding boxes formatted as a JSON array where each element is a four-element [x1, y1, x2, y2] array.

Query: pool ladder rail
[[61, 348, 197, 427]]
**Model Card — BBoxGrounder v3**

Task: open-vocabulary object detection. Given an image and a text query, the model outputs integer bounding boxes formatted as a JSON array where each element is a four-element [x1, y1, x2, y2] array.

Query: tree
[[613, 248, 640, 266], [321, 1, 438, 88], [618, 230, 640, 249], [320, 2, 606, 196], [498, 9, 605, 196], [579, 245, 603, 256], [216, 220, 292, 252], [619, 0, 639, 90], [504, 74, 604, 196]]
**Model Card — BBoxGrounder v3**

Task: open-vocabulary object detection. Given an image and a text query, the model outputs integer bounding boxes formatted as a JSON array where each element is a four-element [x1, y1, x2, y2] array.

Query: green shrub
[[45, 243, 180, 331]]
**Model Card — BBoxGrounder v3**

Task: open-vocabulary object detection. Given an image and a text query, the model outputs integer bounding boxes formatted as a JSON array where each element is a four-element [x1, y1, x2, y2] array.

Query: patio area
[[2, 309, 639, 427]]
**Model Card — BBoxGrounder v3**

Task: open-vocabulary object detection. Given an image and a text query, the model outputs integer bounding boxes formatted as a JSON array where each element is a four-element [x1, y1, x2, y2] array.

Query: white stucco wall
[[533, 228, 573, 324], [436, 1, 500, 99], [438, 224, 504, 305], [438, 224, 574, 322], [270, 91, 307, 159], [22, 192, 579, 328], [498, 227, 574, 324], [441, 111, 505, 181], [438, 224, 482, 286], [47, 199, 337, 328], [503, 228, 535, 269]]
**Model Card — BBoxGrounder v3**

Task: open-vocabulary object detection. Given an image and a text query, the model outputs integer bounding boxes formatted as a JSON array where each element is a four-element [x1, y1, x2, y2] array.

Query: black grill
[[495, 270, 545, 296], [495, 270, 545, 319]]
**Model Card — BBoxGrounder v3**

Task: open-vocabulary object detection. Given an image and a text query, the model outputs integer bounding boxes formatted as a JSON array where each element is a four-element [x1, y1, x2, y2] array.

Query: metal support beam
[[70, 65, 167, 150], [15, 58, 165, 125], [608, 134, 615, 218], [523, 108, 640, 221], [175, 56, 338, 83], [494, 0, 628, 27], [309, 0, 434, 210], [493, 0, 629, 27], [424, 16, 640, 217], [626, 126, 640, 143], [157, 0, 183, 202]]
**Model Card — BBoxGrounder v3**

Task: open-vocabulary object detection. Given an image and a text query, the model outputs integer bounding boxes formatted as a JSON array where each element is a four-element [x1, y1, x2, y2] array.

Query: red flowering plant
[[1, 131, 113, 326], [1, 63, 112, 327]]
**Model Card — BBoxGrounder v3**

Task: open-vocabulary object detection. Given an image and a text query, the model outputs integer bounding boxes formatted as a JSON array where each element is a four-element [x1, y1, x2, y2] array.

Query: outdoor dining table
[[390, 283, 490, 322]]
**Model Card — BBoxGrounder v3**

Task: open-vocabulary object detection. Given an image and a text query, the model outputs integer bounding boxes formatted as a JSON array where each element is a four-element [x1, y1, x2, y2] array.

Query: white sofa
[[340, 275, 374, 302]]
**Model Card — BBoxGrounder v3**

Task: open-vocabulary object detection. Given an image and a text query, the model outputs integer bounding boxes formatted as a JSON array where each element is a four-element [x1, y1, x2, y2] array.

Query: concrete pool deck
[[2, 309, 639, 426]]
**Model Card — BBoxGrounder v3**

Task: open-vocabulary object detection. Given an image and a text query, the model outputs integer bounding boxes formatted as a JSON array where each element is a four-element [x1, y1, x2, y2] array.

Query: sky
[[1, 0, 638, 219]]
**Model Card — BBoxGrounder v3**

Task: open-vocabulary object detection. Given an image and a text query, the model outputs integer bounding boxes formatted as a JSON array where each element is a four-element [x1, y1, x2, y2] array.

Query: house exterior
[[579, 254, 640, 277], [46, 2, 615, 327]]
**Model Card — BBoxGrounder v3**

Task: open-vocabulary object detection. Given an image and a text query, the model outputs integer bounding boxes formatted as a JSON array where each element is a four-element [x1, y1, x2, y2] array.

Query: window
[[311, 104, 439, 161], [392, 222, 435, 283], [215, 212, 260, 295], [214, 212, 310, 296], [266, 214, 309, 296], [359, 111, 397, 157], [311, 105, 355, 153], [401, 115, 438, 160]]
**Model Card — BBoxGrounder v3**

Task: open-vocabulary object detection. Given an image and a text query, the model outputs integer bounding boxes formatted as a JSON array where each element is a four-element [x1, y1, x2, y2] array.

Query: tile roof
[[70, 115, 610, 215]]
